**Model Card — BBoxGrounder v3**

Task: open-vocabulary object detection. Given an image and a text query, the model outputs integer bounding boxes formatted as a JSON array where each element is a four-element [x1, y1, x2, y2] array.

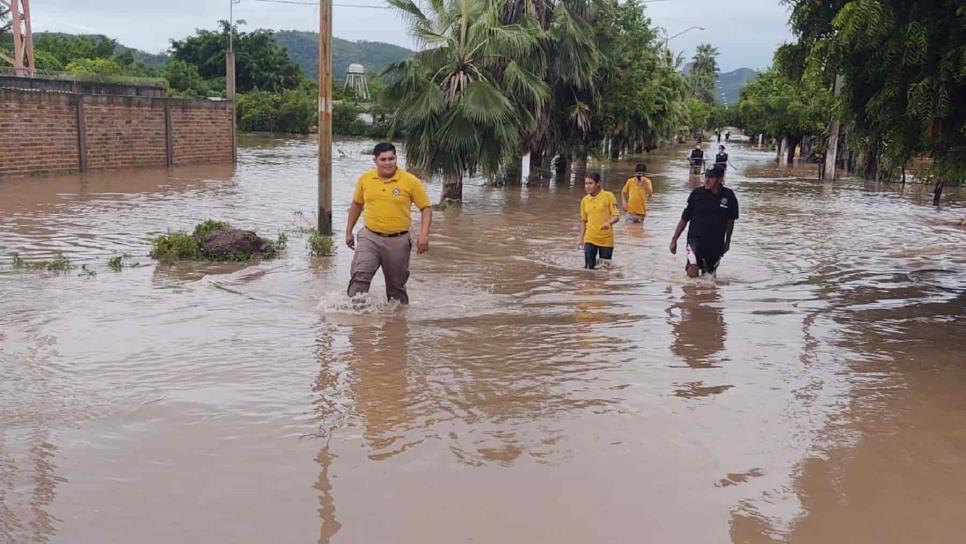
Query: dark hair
[[373, 142, 396, 157], [718, 145, 725, 151], [634, 163, 647, 173], [587, 172, 602, 184], [705, 165, 725, 178]]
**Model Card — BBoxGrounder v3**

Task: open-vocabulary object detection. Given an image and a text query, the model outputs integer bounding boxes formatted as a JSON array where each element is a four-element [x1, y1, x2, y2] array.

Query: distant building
[[344, 63, 370, 101]]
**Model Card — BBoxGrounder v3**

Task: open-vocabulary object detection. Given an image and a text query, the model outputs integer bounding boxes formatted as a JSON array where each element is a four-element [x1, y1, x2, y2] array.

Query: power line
[[254, 0, 391, 8]]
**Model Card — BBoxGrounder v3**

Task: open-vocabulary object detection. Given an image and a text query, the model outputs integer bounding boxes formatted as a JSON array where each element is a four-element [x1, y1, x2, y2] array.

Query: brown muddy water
[[1, 136, 964, 544]]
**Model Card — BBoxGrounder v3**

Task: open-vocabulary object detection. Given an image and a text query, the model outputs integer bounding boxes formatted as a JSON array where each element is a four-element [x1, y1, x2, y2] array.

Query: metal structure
[[343, 63, 369, 101], [0, 0, 35, 76]]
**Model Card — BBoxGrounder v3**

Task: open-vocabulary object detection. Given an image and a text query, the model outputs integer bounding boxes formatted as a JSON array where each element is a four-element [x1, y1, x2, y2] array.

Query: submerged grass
[[9, 251, 74, 273], [150, 220, 283, 264], [309, 232, 334, 257], [107, 255, 124, 271]]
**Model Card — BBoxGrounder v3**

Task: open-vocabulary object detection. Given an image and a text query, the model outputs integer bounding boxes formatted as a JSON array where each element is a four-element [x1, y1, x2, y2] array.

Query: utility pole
[[227, 0, 239, 164], [822, 74, 843, 181], [317, 0, 333, 234]]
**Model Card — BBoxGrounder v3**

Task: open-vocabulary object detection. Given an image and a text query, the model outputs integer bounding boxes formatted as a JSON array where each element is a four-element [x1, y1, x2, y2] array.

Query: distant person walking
[[669, 165, 739, 278], [715, 145, 729, 171], [621, 163, 654, 224], [716, 129, 722, 143], [579, 173, 620, 270], [345, 142, 432, 304], [689, 144, 705, 175], [725, 131, 731, 143]]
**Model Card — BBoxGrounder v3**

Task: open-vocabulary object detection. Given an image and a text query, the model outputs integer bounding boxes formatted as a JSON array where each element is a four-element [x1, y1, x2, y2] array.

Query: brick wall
[[170, 102, 235, 166], [0, 89, 234, 178], [0, 92, 79, 177]]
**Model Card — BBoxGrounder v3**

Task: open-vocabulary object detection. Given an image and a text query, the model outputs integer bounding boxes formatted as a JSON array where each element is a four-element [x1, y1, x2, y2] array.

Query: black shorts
[[686, 241, 723, 274]]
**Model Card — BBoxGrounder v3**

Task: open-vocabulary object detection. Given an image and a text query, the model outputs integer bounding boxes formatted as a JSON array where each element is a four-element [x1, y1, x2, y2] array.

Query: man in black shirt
[[689, 145, 704, 175], [669, 165, 739, 278], [715, 145, 728, 170]]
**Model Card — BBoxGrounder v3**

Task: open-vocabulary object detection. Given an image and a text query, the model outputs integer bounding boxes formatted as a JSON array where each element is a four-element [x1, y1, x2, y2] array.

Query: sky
[[30, 0, 794, 72]]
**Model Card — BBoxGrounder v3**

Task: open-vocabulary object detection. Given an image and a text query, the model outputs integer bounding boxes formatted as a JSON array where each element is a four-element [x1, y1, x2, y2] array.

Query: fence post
[[75, 94, 87, 173]]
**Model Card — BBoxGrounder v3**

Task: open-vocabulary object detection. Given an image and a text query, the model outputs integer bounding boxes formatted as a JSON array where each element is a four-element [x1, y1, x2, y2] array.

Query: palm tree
[[383, 0, 549, 204], [689, 42, 719, 105]]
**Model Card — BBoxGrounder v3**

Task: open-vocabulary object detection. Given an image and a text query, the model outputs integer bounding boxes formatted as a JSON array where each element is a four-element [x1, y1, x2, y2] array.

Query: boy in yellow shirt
[[579, 173, 620, 269], [621, 163, 654, 224]]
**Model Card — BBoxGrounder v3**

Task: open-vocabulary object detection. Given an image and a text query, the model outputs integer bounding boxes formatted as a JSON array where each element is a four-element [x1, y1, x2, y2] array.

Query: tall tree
[[169, 21, 303, 93], [688, 43, 719, 105], [384, 0, 549, 204], [781, 0, 966, 181]]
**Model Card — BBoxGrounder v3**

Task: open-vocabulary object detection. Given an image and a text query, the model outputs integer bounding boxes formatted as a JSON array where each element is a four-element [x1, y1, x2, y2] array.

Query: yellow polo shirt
[[580, 190, 619, 247], [622, 176, 653, 216], [352, 168, 431, 234]]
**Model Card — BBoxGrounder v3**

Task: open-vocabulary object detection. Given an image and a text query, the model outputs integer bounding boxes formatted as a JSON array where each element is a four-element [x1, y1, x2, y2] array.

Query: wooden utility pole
[[823, 74, 843, 181], [226, 0, 239, 164], [317, 0, 333, 234]]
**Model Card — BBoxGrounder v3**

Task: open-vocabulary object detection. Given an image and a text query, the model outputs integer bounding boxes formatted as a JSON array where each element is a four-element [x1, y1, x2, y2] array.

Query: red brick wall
[[170, 102, 235, 166], [0, 89, 234, 178], [0, 91, 79, 176]]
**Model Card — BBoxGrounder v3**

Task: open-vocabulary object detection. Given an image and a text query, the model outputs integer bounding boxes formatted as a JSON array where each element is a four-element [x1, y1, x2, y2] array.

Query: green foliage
[[734, 67, 830, 142], [333, 101, 365, 136], [163, 58, 216, 97], [272, 31, 414, 81], [384, 0, 548, 201], [107, 255, 124, 271], [781, 0, 966, 180], [192, 220, 232, 238], [150, 231, 202, 263], [170, 21, 303, 93], [686, 98, 711, 131], [237, 88, 317, 133], [308, 233, 334, 257], [276, 232, 288, 250], [64, 58, 126, 77]]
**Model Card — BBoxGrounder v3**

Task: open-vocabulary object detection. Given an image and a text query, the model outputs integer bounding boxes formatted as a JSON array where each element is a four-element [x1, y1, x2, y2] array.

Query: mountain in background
[[29, 32, 170, 68], [272, 31, 414, 80], [715, 68, 758, 105]]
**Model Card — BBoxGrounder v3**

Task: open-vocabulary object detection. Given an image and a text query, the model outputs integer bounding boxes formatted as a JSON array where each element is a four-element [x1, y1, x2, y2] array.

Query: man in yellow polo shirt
[[345, 142, 432, 304], [579, 172, 620, 269], [621, 162, 654, 224]]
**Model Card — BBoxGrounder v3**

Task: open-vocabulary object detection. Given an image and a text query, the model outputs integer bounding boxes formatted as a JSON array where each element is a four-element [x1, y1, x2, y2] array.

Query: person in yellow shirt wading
[[345, 142, 432, 304], [579, 173, 620, 269], [621, 163, 654, 224]]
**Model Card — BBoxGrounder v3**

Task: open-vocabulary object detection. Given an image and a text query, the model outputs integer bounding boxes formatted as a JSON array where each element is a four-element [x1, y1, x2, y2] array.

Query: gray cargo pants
[[347, 227, 413, 304]]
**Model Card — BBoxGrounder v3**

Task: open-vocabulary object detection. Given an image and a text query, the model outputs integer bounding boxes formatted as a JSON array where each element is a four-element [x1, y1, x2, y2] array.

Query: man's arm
[[645, 179, 654, 198], [723, 219, 735, 253], [578, 220, 587, 249], [669, 218, 688, 254], [345, 201, 363, 249], [416, 206, 432, 254], [620, 188, 629, 211]]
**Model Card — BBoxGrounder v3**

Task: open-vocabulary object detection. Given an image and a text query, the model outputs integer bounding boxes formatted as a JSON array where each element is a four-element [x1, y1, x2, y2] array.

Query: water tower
[[343, 63, 370, 101]]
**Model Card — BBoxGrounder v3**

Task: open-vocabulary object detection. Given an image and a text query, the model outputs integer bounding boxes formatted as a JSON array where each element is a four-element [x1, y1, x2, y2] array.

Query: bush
[[308, 233, 334, 256], [237, 88, 317, 133], [150, 231, 201, 263]]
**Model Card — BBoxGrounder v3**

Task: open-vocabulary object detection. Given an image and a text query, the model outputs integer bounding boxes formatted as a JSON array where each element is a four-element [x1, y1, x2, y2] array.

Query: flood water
[[1, 136, 964, 543]]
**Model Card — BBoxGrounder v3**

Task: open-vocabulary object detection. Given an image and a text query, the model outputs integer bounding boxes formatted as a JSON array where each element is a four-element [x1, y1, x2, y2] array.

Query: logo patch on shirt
[[720, 197, 728, 208], [392, 188, 401, 196]]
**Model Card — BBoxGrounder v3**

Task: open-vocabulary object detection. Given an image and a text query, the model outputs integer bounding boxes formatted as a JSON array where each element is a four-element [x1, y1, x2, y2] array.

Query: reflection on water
[[1, 138, 964, 543]]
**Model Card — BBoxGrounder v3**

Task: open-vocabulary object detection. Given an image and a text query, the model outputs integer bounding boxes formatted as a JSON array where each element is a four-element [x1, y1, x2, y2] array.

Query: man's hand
[[416, 233, 429, 254], [578, 239, 584, 250], [345, 231, 355, 250], [601, 223, 610, 231], [669, 238, 678, 254], [723, 239, 731, 255], [621, 204, 628, 212]]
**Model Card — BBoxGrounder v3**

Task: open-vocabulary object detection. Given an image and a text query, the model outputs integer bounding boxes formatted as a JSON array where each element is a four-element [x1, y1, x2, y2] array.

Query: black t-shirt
[[690, 149, 704, 159], [682, 186, 739, 247], [715, 152, 728, 165]]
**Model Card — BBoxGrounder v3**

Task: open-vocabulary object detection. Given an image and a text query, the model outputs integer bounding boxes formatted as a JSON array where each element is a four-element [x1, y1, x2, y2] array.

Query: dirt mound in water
[[202, 229, 276, 260]]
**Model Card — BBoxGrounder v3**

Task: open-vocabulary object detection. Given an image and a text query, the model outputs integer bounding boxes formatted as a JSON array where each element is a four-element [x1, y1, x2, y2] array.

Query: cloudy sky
[[30, 0, 793, 72]]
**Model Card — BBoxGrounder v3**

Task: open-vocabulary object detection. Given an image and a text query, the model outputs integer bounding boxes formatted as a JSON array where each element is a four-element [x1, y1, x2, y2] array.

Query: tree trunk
[[573, 155, 588, 184], [823, 74, 844, 181], [785, 135, 801, 164], [441, 172, 462, 205], [861, 138, 880, 180], [554, 152, 571, 184], [610, 140, 621, 161], [505, 155, 523, 185], [778, 137, 787, 163], [527, 143, 544, 182]]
